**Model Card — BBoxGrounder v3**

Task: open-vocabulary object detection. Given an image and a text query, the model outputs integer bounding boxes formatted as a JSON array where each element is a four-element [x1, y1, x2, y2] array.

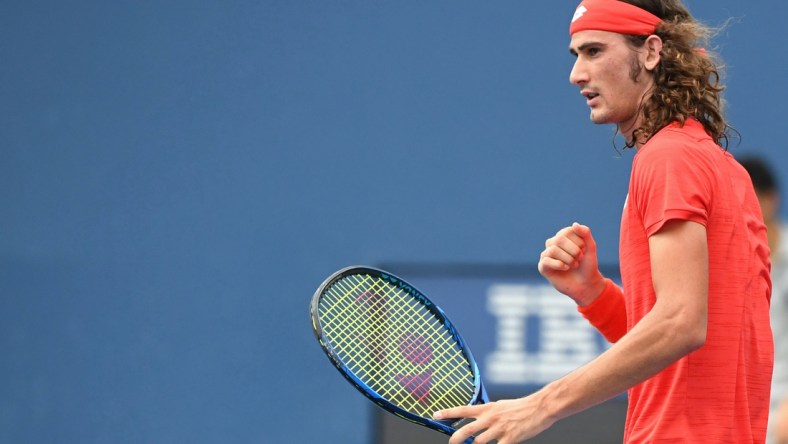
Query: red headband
[[569, 0, 662, 36]]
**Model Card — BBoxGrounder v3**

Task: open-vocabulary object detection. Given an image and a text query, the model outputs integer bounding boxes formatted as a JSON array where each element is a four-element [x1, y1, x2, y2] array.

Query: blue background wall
[[2, 1, 786, 443]]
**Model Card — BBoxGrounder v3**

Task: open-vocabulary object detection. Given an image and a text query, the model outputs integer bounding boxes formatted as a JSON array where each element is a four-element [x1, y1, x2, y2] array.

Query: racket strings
[[322, 285, 473, 415], [323, 276, 468, 389], [318, 273, 476, 417], [334, 289, 468, 412]]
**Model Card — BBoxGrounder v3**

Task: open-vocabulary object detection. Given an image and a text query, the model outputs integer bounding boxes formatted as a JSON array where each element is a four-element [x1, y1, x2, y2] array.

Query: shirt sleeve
[[632, 137, 712, 236]]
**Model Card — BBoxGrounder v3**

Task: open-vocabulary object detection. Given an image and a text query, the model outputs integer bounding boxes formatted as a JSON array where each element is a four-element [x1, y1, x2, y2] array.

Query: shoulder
[[637, 119, 713, 160], [633, 120, 728, 179]]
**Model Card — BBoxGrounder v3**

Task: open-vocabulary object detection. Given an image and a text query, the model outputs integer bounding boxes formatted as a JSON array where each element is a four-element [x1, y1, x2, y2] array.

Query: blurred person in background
[[741, 155, 788, 444]]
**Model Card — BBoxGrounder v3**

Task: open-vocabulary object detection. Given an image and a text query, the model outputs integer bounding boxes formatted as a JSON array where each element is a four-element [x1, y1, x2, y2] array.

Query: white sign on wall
[[485, 283, 610, 385]]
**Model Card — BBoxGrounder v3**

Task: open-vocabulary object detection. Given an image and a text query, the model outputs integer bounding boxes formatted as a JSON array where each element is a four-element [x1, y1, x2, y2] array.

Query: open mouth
[[582, 91, 599, 106]]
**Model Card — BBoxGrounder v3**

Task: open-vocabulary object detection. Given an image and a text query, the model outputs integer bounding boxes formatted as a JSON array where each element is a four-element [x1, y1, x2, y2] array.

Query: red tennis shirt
[[585, 119, 773, 443]]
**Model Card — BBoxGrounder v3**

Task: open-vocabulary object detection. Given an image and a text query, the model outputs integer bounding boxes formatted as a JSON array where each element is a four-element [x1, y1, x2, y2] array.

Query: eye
[[587, 47, 600, 56]]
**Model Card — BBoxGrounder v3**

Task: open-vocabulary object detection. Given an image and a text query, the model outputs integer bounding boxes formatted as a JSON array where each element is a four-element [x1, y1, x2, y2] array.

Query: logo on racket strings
[[396, 332, 435, 406]]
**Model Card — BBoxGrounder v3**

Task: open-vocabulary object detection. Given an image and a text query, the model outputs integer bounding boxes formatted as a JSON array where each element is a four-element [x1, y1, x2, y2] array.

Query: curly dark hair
[[618, 0, 733, 148]]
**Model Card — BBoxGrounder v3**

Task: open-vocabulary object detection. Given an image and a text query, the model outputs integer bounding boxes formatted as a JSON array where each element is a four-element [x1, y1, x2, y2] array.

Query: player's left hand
[[433, 395, 557, 444]]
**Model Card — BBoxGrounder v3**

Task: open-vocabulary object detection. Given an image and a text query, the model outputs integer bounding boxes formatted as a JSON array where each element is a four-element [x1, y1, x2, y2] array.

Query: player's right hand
[[538, 222, 606, 306]]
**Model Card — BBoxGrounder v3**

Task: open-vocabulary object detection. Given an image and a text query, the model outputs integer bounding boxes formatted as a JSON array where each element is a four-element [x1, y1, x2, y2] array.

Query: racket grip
[[465, 435, 498, 443], [451, 418, 482, 443]]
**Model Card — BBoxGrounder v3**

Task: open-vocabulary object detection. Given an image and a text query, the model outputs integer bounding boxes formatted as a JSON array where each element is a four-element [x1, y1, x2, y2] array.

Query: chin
[[589, 112, 612, 125], [590, 109, 628, 126]]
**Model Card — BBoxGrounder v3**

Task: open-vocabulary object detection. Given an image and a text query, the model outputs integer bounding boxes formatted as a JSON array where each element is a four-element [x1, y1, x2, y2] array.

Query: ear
[[643, 34, 663, 71]]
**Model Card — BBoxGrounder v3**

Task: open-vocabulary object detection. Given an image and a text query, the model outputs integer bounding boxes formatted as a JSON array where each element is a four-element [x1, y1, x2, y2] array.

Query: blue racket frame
[[310, 265, 489, 441]]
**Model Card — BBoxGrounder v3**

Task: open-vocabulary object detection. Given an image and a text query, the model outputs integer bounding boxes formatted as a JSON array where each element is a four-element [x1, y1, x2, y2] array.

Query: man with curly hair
[[433, 1, 773, 442]]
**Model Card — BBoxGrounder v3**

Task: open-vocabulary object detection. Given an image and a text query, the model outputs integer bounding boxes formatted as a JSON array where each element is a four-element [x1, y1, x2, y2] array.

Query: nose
[[569, 58, 587, 86]]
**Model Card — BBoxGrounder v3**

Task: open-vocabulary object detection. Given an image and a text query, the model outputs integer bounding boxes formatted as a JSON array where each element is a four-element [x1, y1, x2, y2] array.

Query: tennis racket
[[310, 265, 489, 442]]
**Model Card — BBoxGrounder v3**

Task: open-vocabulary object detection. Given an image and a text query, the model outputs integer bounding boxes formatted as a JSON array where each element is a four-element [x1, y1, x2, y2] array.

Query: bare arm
[[537, 219, 708, 417], [436, 220, 708, 444]]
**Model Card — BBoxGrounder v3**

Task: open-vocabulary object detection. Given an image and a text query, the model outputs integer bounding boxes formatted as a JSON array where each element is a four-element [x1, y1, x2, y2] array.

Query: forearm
[[535, 300, 704, 422], [540, 221, 709, 420]]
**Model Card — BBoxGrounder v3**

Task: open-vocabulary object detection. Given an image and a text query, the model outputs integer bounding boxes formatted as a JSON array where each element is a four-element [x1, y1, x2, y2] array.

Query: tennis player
[[433, 0, 773, 442]]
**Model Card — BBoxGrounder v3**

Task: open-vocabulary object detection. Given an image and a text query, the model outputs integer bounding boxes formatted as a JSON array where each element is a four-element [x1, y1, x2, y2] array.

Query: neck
[[620, 90, 653, 150], [618, 117, 645, 150]]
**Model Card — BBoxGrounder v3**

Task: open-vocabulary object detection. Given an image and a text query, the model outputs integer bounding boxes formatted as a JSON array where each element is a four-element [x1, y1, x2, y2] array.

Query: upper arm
[[648, 219, 708, 346]]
